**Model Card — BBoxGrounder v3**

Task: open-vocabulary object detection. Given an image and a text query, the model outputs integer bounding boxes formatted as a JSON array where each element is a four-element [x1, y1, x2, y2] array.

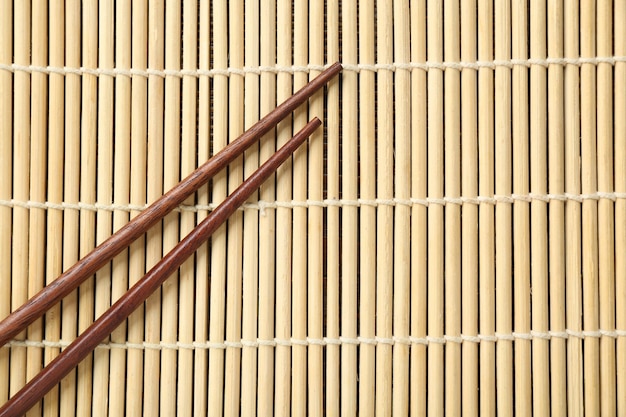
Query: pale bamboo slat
[[547, 1, 567, 416], [0, 0, 11, 407], [564, 3, 584, 416], [616, 1, 626, 415], [109, 1, 131, 414], [461, 2, 478, 416]]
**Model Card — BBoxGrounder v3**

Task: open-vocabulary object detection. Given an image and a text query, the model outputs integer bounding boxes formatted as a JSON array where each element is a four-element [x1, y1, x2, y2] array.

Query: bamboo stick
[[224, 2, 245, 416], [292, 2, 309, 415], [0, 119, 321, 417], [177, 1, 198, 415], [393, 1, 412, 416], [241, 2, 260, 416], [376, 1, 394, 415], [427, 2, 445, 415], [93, 2, 115, 415], [597, 2, 616, 415], [76, 2, 99, 413], [160, 2, 182, 414], [193, 2, 211, 415], [10, 0, 31, 401], [494, 1, 513, 414], [143, 3, 165, 412], [26, 3, 47, 415], [109, 1, 131, 414], [359, 1, 376, 415], [325, 3, 340, 415], [341, 1, 358, 416], [461, 2, 478, 415], [44, 2, 64, 415], [0, 0, 11, 406], [616, 1, 626, 414], [274, 2, 293, 415], [564, 4, 583, 415], [547, 1, 567, 415], [443, 2, 461, 415], [512, 2, 531, 415], [478, 0, 496, 414], [257, 2, 277, 416], [410, 2, 428, 416], [581, 1, 600, 414], [530, 2, 550, 415], [126, 2, 148, 416], [208, 2, 228, 415], [308, 2, 325, 415], [60, 2, 81, 414]]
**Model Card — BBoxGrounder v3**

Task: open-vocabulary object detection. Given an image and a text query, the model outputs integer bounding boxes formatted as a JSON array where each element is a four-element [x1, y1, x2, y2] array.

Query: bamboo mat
[[1, 1, 625, 416]]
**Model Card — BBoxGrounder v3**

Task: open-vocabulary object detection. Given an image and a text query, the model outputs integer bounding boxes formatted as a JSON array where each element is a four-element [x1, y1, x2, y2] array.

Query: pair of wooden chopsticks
[[0, 62, 341, 417]]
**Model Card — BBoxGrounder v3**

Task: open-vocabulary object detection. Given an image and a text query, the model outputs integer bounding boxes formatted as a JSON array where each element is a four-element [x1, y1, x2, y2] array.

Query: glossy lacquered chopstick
[[0, 118, 322, 417], [0, 62, 341, 348]]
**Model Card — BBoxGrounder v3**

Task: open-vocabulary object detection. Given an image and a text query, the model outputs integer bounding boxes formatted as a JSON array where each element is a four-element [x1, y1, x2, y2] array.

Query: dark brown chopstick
[[0, 118, 322, 417], [0, 62, 341, 348]]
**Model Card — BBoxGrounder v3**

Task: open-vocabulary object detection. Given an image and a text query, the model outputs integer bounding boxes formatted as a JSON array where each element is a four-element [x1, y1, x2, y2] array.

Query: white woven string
[[1, 192, 624, 214], [1, 56, 625, 79], [4, 329, 626, 352]]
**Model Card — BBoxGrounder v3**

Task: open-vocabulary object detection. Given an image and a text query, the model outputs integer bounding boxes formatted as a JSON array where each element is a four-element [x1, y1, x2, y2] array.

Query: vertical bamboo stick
[[26, 3, 47, 415], [530, 2, 550, 415], [61, 1, 81, 413], [44, 2, 64, 415], [616, 1, 626, 414], [76, 2, 98, 414], [292, 2, 308, 415], [208, 1, 228, 414], [443, 2, 460, 415], [461, 2, 478, 415], [512, 2, 531, 415], [224, 2, 244, 415], [477, 0, 495, 414], [194, 2, 211, 415], [274, 1, 293, 415], [308, 3, 324, 415], [180, 0, 199, 413], [547, 1, 567, 416], [257, 2, 277, 416], [144, 0, 165, 413], [580, 1, 600, 414], [127, 2, 148, 415], [359, 1, 377, 416], [410, 2, 428, 416], [393, 0, 411, 415], [110, 1, 131, 414], [341, 1, 358, 417], [178, 1, 198, 415], [10, 0, 31, 400], [160, 2, 182, 414], [241, 2, 260, 416], [494, 3, 513, 414], [376, 1, 394, 415], [325, 4, 340, 415], [427, 1, 445, 415], [0, 0, 11, 406], [597, 2, 616, 415], [93, 3, 115, 415], [564, 3, 583, 415]]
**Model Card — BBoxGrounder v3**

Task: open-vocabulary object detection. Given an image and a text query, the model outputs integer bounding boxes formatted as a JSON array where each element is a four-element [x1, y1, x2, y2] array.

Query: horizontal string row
[[5, 329, 626, 352], [1, 55, 625, 79], [2, 192, 625, 214]]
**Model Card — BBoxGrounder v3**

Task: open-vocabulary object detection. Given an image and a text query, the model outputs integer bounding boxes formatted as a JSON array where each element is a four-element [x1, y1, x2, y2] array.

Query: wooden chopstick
[[0, 118, 322, 417], [0, 62, 341, 348]]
